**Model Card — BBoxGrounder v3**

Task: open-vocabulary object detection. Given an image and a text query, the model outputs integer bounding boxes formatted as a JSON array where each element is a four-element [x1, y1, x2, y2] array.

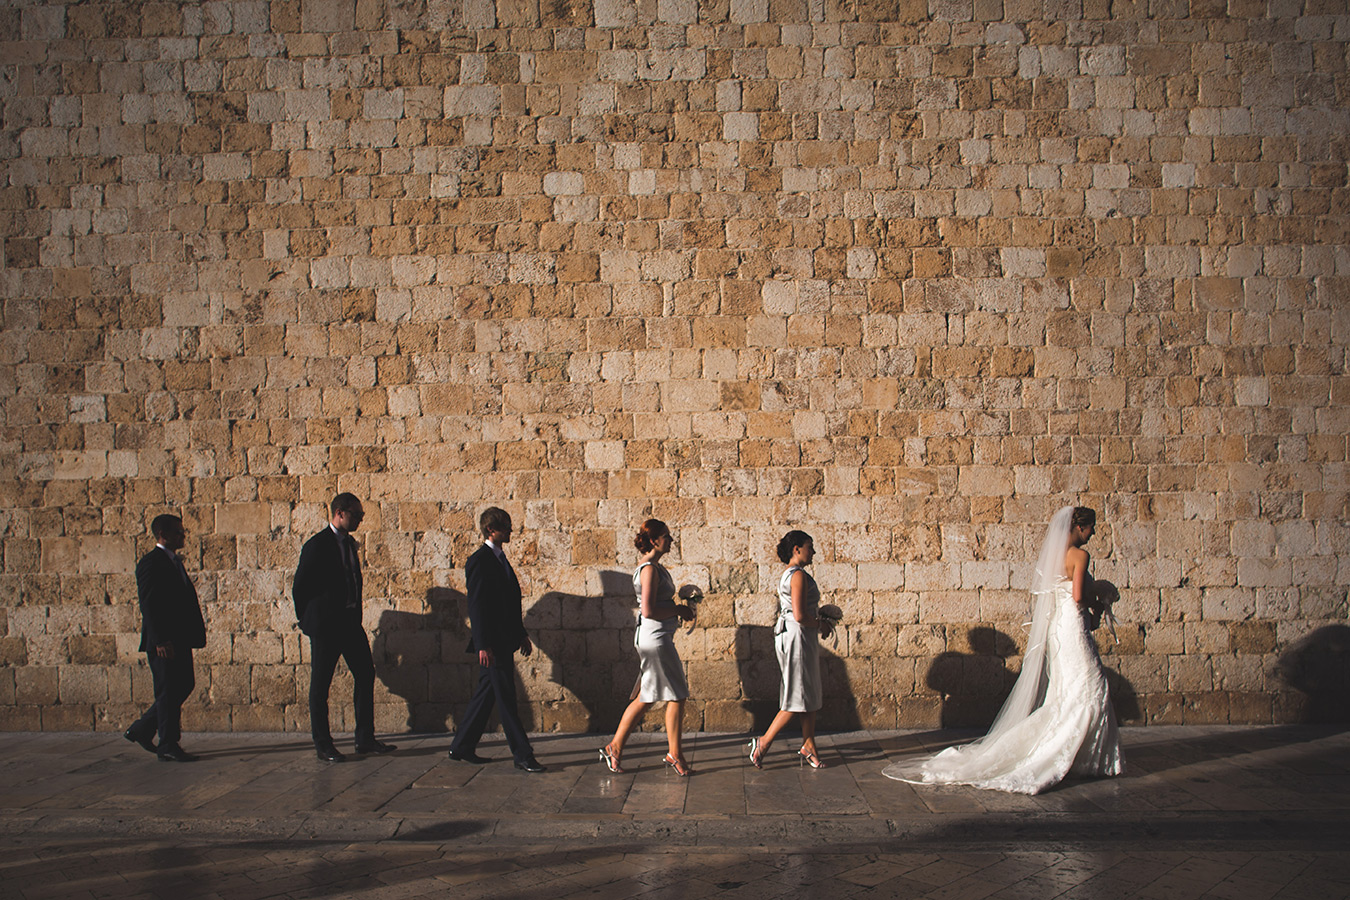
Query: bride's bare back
[[1064, 516, 1095, 605]]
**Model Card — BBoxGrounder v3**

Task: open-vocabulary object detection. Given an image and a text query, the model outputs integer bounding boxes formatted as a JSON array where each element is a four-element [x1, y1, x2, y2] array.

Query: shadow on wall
[[925, 620, 1140, 729], [925, 626, 1020, 728], [526, 570, 636, 733], [372, 584, 1147, 735], [1093, 579, 1142, 724], [373, 586, 496, 734], [1104, 665, 1142, 724], [1275, 624, 1350, 723], [735, 624, 860, 734]]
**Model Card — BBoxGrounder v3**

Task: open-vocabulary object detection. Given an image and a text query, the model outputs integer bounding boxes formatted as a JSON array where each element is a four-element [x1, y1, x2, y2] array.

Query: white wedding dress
[[884, 507, 1123, 794]]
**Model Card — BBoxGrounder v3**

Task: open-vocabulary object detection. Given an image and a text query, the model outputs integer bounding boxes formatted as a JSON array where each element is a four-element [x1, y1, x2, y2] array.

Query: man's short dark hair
[[150, 514, 182, 539], [331, 492, 362, 515], [479, 507, 511, 538]]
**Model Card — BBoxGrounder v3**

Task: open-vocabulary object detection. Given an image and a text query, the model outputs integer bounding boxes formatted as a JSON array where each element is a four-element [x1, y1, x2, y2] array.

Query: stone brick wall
[[1, 0, 1347, 734]]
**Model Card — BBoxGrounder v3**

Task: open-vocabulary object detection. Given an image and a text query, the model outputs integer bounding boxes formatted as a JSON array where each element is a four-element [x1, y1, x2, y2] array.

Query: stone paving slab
[[2, 726, 1348, 898], [6, 837, 1349, 900]]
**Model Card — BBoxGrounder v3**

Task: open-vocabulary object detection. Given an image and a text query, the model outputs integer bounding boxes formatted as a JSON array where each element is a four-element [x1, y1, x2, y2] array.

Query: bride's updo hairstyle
[[1071, 507, 1097, 529], [776, 530, 813, 564], [634, 519, 669, 553]]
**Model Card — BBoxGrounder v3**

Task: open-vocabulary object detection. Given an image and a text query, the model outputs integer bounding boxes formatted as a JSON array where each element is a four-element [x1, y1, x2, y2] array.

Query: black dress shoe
[[315, 744, 346, 762], [156, 744, 198, 762], [124, 727, 156, 754], [356, 740, 397, 754], [514, 758, 546, 773], [448, 749, 491, 764]]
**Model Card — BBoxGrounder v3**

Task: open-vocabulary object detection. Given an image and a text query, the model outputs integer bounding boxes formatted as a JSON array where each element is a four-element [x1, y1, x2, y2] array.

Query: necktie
[[343, 536, 360, 607]]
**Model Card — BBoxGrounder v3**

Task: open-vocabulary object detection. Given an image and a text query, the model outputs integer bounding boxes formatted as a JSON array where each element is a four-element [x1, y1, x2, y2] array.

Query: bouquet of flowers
[[678, 585, 704, 635], [818, 604, 843, 644], [1085, 582, 1119, 644]]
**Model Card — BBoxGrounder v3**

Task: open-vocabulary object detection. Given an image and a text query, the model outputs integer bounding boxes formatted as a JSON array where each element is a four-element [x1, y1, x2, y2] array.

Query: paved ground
[[3, 726, 1348, 899]]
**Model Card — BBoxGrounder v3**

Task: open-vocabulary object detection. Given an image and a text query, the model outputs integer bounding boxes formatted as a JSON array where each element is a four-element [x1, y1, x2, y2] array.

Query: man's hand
[[519, 636, 533, 657], [479, 648, 495, 667], [155, 642, 175, 660]]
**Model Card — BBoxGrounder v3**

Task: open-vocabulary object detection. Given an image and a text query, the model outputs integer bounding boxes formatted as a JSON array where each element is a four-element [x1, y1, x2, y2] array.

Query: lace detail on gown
[[884, 577, 1123, 795]]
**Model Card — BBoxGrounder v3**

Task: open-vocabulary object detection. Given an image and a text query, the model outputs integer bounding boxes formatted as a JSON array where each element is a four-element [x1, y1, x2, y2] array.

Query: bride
[[884, 506, 1123, 794]]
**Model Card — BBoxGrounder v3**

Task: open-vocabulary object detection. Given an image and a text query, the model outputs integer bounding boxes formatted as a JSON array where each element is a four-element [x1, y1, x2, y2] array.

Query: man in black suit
[[448, 507, 544, 772], [126, 514, 206, 762], [293, 492, 396, 762]]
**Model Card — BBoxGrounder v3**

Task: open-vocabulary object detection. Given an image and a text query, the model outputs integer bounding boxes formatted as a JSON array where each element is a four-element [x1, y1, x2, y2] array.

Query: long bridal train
[[883, 506, 1123, 795]]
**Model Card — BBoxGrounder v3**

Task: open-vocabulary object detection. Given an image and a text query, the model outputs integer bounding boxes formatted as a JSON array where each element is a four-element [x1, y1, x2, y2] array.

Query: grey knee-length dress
[[633, 561, 690, 702], [775, 565, 822, 713]]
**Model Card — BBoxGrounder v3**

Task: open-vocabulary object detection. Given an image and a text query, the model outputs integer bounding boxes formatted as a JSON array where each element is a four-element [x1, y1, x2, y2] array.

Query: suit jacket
[[293, 527, 363, 637], [465, 543, 527, 655], [135, 547, 206, 653]]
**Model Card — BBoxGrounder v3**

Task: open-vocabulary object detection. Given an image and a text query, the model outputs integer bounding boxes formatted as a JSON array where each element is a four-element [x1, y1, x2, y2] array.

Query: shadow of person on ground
[[1125, 723, 1350, 776], [373, 586, 477, 733], [173, 738, 323, 760], [1275, 624, 1350, 723], [525, 570, 636, 733]]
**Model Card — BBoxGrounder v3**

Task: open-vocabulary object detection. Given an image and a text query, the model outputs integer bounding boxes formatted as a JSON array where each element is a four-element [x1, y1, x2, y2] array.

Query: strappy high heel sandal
[[599, 745, 624, 774], [663, 753, 692, 776], [747, 737, 764, 769], [798, 746, 824, 769]]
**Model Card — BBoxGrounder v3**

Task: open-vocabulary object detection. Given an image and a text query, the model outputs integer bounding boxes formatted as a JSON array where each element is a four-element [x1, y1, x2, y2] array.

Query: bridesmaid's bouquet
[[818, 604, 843, 644], [678, 584, 703, 635]]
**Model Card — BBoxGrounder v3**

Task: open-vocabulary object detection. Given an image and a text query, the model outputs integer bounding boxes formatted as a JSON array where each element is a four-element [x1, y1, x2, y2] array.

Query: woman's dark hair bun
[[776, 530, 813, 564]]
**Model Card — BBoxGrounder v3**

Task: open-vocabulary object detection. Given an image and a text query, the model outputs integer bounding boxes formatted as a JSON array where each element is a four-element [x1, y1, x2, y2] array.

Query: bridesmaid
[[748, 530, 830, 768], [599, 519, 696, 776]]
